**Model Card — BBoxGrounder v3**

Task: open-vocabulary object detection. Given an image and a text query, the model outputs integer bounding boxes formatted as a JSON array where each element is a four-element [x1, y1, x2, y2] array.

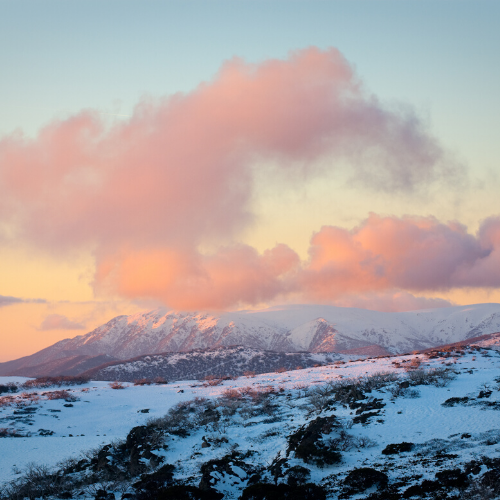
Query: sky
[[1, 0, 499, 362]]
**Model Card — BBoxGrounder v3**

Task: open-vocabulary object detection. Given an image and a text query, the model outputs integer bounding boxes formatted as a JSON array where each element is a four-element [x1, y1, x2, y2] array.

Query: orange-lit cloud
[[94, 244, 300, 310], [300, 214, 496, 298], [95, 215, 500, 311]]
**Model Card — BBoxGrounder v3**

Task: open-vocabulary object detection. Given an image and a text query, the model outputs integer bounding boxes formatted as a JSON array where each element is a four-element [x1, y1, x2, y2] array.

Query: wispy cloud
[[37, 314, 86, 331], [0, 295, 46, 307]]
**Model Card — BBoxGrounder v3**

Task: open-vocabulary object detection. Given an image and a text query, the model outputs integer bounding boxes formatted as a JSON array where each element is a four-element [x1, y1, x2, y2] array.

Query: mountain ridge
[[2, 302, 500, 377]]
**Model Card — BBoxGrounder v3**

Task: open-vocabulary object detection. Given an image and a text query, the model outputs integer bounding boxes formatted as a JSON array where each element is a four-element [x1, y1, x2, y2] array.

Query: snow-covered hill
[[83, 346, 343, 382], [2, 303, 500, 377], [1, 344, 500, 499]]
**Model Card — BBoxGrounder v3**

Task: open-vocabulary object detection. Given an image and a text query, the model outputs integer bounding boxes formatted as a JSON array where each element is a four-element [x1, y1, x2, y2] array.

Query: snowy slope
[[1, 344, 500, 499], [2, 303, 500, 377]]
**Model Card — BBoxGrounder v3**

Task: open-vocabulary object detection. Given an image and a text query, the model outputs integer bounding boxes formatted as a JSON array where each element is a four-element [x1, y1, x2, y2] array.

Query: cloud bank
[[95, 215, 500, 310], [0, 47, 493, 312]]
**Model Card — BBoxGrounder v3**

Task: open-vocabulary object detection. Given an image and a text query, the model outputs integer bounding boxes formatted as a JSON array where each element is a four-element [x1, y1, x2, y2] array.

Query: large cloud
[[0, 47, 456, 253], [0, 47, 482, 312]]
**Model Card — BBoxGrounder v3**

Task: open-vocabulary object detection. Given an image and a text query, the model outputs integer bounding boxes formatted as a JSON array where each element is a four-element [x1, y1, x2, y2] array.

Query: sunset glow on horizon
[[1, 1, 499, 362]]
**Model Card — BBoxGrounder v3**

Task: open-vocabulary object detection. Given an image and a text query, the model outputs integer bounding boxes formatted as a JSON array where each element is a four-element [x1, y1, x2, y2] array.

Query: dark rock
[[442, 397, 469, 407], [403, 480, 440, 498], [382, 442, 414, 455], [478, 390, 492, 398], [464, 460, 481, 475], [94, 489, 115, 500], [240, 482, 326, 500], [352, 411, 380, 424], [199, 452, 254, 492], [95, 444, 113, 472], [137, 485, 222, 500], [435, 469, 468, 489], [350, 398, 385, 413], [269, 458, 288, 484], [287, 415, 341, 467], [285, 465, 311, 486], [38, 428, 55, 436], [133, 463, 175, 494], [343, 468, 388, 494]]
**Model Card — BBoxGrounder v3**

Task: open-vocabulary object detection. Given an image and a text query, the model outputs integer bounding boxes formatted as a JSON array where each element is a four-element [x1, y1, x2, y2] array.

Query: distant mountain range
[[1, 303, 500, 378]]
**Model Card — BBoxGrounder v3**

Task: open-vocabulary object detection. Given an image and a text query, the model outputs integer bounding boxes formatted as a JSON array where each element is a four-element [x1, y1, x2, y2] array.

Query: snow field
[[0, 347, 499, 498]]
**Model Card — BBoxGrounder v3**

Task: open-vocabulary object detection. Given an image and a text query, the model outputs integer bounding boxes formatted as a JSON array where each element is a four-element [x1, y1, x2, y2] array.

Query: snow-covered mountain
[[1, 303, 500, 376]]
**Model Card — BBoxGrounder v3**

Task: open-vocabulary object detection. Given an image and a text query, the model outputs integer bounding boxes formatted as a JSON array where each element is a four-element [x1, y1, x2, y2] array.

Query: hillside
[[82, 347, 342, 382], [1, 343, 500, 499], [2, 303, 500, 377]]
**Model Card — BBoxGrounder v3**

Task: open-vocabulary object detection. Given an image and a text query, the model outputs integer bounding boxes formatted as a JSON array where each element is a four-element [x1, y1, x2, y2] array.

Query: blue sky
[[2, 0, 499, 177], [1, 0, 500, 361]]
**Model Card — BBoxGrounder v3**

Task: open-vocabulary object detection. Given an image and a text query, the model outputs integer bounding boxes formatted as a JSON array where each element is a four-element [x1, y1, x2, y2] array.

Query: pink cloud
[[38, 314, 85, 331], [300, 214, 489, 298], [0, 47, 484, 313], [0, 47, 456, 254]]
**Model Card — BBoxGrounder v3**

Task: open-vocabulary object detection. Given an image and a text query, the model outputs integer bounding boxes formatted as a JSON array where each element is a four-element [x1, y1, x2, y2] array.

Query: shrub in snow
[[44, 390, 79, 401], [152, 376, 168, 385], [0, 384, 18, 394], [109, 381, 126, 390], [361, 371, 399, 391], [202, 375, 224, 386], [0, 427, 20, 437], [404, 358, 422, 371], [407, 367, 456, 387], [133, 378, 153, 386], [389, 385, 420, 399], [3, 462, 73, 500], [22, 376, 89, 389]]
